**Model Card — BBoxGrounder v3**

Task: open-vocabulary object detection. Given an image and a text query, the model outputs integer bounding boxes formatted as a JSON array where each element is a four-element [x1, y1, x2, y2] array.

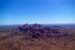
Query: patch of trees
[[12, 24, 71, 39]]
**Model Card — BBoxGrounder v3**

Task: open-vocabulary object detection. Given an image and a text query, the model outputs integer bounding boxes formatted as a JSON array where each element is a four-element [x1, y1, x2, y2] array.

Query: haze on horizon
[[0, 0, 74, 25]]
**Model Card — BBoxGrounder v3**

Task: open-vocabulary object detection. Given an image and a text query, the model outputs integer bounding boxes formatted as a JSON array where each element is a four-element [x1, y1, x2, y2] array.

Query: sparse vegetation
[[0, 24, 75, 50]]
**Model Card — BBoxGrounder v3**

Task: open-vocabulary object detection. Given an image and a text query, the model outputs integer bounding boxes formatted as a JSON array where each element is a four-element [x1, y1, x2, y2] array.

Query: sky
[[0, 0, 74, 25]]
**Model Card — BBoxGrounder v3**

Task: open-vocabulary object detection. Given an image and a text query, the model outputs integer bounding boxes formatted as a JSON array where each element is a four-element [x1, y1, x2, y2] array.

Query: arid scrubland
[[0, 24, 75, 50]]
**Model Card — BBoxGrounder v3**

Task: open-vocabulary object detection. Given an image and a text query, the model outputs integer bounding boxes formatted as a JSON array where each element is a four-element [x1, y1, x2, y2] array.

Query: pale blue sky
[[0, 0, 74, 25]]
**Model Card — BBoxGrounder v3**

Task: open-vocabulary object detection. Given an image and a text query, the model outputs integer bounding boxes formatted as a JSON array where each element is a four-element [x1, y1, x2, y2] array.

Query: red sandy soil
[[0, 24, 75, 50]]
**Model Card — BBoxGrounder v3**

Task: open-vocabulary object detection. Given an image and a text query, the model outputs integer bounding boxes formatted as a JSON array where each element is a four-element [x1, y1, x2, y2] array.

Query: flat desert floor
[[0, 24, 75, 50]]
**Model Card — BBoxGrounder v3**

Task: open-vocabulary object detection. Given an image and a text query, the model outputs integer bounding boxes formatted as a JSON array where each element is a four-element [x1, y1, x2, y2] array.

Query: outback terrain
[[0, 24, 75, 50]]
